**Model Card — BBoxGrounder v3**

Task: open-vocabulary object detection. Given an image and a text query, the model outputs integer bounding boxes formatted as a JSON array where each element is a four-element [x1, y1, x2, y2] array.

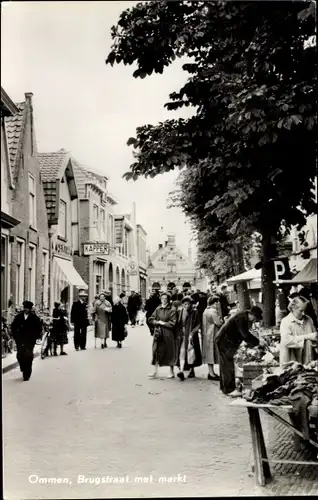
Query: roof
[[4, 102, 26, 173], [38, 150, 69, 181], [274, 258, 317, 284], [1, 87, 19, 115], [226, 268, 261, 284]]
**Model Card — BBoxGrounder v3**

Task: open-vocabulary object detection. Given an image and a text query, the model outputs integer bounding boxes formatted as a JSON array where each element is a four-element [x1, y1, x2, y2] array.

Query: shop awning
[[274, 258, 317, 285], [226, 268, 261, 285], [55, 257, 88, 289]]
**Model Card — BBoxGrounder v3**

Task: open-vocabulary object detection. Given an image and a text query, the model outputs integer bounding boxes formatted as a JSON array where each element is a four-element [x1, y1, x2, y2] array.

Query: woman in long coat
[[202, 296, 224, 380], [112, 294, 129, 348], [148, 292, 178, 379], [92, 292, 112, 348], [51, 301, 69, 356], [176, 296, 202, 381]]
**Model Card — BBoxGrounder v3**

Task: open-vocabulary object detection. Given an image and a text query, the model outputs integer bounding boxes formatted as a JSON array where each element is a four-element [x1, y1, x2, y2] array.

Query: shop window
[[16, 239, 25, 307], [28, 173, 36, 228], [59, 200, 67, 239], [1, 237, 7, 314], [41, 250, 49, 310]]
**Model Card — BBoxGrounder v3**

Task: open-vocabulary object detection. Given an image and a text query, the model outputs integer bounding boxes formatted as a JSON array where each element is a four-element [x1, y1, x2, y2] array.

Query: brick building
[[38, 150, 87, 314], [1, 89, 50, 315]]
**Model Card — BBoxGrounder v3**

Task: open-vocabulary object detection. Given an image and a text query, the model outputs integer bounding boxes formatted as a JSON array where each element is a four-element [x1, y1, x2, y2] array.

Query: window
[[100, 208, 106, 237], [1, 237, 7, 314], [108, 214, 114, 246], [16, 239, 25, 306], [93, 204, 99, 230], [124, 230, 129, 257], [28, 244, 36, 303], [41, 251, 49, 310], [59, 200, 67, 239], [94, 262, 105, 295], [28, 173, 36, 228]]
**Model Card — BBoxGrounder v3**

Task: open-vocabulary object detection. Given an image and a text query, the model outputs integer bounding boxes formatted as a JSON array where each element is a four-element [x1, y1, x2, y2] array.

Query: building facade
[[73, 163, 134, 304], [1, 90, 50, 316], [147, 234, 196, 292], [38, 150, 87, 314]]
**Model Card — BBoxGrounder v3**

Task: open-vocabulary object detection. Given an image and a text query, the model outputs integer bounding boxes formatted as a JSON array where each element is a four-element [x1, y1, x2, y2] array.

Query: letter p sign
[[274, 260, 286, 282]]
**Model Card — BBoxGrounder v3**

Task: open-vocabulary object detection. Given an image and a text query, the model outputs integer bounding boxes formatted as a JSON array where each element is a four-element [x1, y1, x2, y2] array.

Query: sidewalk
[[2, 326, 94, 374]]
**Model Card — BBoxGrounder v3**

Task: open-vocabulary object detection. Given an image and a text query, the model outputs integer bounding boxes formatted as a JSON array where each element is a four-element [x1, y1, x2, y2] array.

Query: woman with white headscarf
[[279, 295, 317, 367]]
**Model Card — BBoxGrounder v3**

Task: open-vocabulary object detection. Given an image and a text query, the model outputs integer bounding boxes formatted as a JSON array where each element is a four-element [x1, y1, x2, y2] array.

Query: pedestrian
[[148, 292, 177, 379], [11, 300, 43, 381], [280, 295, 317, 367], [202, 296, 224, 381], [137, 300, 146, 326], [112, 293, 129, 348], [127, 291, 142, 327], [121, 290, 128, 309], [92, 292, 112, 349], [51, 302, 68, 356], [70, 290, 90, 351], [172, 293, 183, 311], [215, 306, 265, 395], [175, 296, 202, 381], [218, 284, 236, 321], [145, 291, 161, 335]]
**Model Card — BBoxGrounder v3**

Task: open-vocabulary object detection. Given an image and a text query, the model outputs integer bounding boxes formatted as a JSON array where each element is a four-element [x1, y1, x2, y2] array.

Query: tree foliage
[[106, 0, 317, 324]]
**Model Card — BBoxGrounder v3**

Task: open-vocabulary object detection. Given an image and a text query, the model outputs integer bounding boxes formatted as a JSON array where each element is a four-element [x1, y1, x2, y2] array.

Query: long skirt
[[202, 330, 219, 365], [152, 329, 175, 367], [177, 332, 202, 370], [95, 320, 110, 340]]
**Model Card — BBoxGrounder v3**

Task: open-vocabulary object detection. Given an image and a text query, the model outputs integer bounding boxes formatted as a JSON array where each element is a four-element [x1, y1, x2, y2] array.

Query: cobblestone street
[[3, 325, 318, 499]]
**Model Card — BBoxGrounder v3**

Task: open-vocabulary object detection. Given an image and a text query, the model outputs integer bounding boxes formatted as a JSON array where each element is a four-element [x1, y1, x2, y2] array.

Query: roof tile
[[38, 150, 67, 181], [4, 102, 26, 170]]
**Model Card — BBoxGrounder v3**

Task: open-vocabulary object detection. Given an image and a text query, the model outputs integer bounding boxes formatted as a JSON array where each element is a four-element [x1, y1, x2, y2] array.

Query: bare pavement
[[3, 325, 318, 499]]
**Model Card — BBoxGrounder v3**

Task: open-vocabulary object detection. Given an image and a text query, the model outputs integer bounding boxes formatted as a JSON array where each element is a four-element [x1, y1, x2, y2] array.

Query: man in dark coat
[[215, 306, 266, 395], [11, 301, 42, 381], [219, 285, 236, 320], [127, 291, 142, 327], [145, 291, 161, 335], [71, 290, 89, 350]]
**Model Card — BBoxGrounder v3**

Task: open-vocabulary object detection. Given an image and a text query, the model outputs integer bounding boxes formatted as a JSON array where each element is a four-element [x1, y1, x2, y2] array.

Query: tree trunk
[[233, 244, 250, 310], [261, 230, 276, 327]]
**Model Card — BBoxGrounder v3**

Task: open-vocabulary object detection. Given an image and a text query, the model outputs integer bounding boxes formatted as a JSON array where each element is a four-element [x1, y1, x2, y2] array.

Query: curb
[[2, 351, 41, 374]]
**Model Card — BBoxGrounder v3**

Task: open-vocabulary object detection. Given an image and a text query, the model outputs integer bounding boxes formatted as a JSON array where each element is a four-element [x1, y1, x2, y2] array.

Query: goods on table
[[245, 361, 318, 446]]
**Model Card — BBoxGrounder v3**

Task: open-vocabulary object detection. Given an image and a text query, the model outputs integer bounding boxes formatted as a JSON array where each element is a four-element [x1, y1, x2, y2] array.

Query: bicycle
[[40, 319, 53, 359], [1, 317, 16, 358]]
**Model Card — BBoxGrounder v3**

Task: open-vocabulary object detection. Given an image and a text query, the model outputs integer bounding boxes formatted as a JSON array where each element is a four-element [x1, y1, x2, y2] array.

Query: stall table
[[230, 398, 318, 486]]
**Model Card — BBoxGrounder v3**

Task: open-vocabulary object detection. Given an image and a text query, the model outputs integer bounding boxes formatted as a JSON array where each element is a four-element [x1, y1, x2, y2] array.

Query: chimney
[[159, 244, 163, 249], [25, 92, 33, 103]]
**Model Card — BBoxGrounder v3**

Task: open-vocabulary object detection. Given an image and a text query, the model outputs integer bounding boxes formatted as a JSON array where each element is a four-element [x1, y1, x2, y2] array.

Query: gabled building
[[72, 162, 133, 303], [147, 234, 196, 292], [1, 89, 49, 314], [38, 150, 87, 313]]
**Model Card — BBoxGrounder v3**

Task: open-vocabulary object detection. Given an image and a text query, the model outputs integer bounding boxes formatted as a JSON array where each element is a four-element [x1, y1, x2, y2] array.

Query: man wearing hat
[[71, 290, 90, 350], [215, 306, 266, 395], [11, 301, 43, 381]]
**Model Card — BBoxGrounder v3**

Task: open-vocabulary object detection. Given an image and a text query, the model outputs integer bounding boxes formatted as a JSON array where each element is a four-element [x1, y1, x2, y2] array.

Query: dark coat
[[11, 312, 42, 349], [176, 308, 202, 369], [145, 294, 161, 319], [112, 302, 129, 342], [149, 304, 177, 366], [215, 311, 259, 352], [71, 300, 89, 326], [52, 308, 68, 344], [219, 293, 235, 319], [128, 294, 142, 313]]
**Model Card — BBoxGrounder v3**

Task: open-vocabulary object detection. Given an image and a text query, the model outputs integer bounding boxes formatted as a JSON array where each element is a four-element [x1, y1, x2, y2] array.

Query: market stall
[[230, 359, 318, 486]]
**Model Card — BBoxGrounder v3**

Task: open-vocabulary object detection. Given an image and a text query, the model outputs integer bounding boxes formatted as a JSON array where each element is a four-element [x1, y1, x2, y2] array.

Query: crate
[[243, 364, 264, 389]]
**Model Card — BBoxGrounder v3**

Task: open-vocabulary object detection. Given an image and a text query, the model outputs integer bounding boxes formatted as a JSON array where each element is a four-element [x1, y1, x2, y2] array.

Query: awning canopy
[[55, 257, 88, 289], [274, 258, 317, 285], [226, 268, 261, 285]]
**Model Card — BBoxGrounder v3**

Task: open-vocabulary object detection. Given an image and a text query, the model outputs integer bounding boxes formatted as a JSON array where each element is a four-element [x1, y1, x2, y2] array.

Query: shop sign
[[54, 242, 72, 256], [83, 242, 110, 256], [273, 258, 291, 281], [127, 261, 137, 275]]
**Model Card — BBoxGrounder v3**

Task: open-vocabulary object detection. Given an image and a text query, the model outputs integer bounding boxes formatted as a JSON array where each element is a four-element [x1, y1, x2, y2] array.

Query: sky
[[1, 0, 196, 256]]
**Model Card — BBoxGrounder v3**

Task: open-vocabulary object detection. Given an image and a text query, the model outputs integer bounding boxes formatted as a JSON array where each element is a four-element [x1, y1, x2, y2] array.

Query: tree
[[106, 0, 317, 326]]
